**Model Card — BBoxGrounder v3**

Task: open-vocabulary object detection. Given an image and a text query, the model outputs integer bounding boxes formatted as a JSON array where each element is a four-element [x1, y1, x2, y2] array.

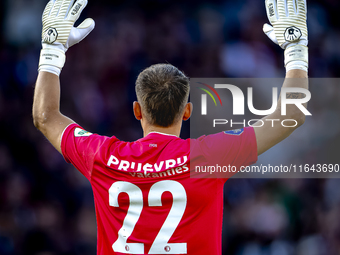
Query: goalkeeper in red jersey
[[33, 0, 309, 254]]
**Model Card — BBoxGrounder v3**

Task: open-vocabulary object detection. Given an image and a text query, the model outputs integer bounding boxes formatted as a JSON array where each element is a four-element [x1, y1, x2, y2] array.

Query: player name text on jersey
[[107, 154, 189, 174]]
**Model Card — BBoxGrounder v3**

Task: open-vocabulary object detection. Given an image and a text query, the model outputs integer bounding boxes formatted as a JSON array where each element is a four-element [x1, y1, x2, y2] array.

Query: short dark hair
[[135, 64, 190, 127]]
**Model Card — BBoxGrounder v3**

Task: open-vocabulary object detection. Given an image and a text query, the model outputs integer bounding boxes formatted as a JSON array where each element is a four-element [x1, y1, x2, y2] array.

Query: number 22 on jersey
[[109, 180, 187, 254]]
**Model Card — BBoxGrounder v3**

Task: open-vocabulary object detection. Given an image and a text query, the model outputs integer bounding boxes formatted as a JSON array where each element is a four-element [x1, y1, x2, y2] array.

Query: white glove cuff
[[39, 65, 61, 76], [286, 61, 308, 72], [39, 47, 66, 71], [284, 45, 308, 72]]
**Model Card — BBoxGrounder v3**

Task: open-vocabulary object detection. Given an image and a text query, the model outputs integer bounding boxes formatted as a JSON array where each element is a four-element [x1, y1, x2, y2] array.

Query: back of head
[[135, 64, 190, 127]]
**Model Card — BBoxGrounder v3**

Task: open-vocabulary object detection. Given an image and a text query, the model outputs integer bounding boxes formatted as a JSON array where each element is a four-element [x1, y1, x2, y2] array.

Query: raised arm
[[32, 0, 95, 153], [254, 0, 309, 155], [33, 72, 74, 153]]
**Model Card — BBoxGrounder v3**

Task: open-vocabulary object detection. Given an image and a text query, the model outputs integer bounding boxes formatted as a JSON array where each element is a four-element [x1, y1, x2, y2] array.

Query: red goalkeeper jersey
[[61, 124, 257, 255]]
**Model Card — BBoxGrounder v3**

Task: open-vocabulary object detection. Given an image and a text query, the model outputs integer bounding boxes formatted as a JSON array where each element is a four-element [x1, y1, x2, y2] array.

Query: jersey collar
[[147, 131, 179, 137]]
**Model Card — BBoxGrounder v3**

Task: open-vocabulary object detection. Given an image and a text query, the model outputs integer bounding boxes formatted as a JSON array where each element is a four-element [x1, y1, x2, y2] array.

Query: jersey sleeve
[[206, 127, 257, 167], [61, 124, 111, 180], [192, 127, 258, 179]]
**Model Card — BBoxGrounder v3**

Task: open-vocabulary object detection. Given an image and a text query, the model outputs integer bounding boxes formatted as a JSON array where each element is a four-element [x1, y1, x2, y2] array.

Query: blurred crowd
[[1, 0, 340, 254]]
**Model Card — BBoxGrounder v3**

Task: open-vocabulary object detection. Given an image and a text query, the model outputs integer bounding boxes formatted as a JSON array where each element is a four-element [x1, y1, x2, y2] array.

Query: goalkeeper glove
[[39, 0, 95, 76], [263, 0, 308, 72]]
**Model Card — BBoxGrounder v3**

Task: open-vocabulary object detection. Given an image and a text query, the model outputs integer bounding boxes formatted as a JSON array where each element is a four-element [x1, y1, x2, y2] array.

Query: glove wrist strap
[[39, 47, 66, 76], [284, 45, 308, 72], [39, 65, 62, 76]]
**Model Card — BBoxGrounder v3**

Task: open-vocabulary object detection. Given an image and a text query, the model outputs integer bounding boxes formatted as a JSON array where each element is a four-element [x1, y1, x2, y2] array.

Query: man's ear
[[133, 101, 142, 120], [183, 103, 193, 121]]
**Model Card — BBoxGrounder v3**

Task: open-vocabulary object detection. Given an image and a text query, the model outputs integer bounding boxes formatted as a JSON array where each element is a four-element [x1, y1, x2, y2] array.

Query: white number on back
[[109, 182, 144, 253], [148, 181, 187, 254], [109, 180, 187, 254]]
